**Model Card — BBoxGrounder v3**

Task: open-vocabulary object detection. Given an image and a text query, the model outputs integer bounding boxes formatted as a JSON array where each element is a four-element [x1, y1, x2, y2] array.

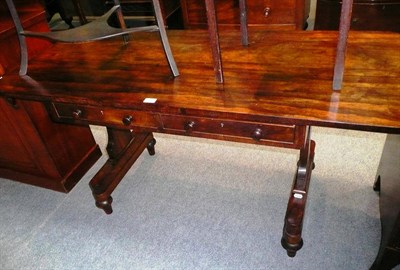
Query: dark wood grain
[[1, 30, 399, 133]]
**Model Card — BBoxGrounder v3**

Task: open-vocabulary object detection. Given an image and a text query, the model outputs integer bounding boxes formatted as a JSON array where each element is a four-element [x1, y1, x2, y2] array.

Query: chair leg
[[332, 0, 353, 90], [205, 0, 224, 83], [152, 0, 180, 77], [113, 0, 130, 43], [239, 0, 249, 46], [113, 0, 127, 29], [5, 0, 28, 75], [71, 0, 88, 25]]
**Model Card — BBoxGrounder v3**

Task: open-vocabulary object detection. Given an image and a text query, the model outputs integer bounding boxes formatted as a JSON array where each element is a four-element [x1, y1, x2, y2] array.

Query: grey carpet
[[2, 126, 398, 270]]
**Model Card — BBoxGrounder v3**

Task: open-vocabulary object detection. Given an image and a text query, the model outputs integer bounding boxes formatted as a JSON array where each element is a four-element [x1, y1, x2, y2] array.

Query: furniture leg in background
[[71, 0, 88, 25], [371, 134, 400, 269], [44, 0, 74, 28], [332, 0, 353, 90], [204, 0, 248, 83], [204, 0, 223, 83]]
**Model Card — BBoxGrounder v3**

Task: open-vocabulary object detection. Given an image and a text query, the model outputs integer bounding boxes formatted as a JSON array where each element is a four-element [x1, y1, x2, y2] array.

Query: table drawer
[[162, 115, 301, 147], [51, 103, 161, 129]]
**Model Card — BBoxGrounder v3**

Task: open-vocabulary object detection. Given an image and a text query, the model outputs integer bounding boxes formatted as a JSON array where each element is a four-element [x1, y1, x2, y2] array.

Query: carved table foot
[[95, 196, 113, 215], [89, 128, 156, 214], [281, 128, 316, 257], [146, 138, 156, 156], [373, 175, 381, 192]]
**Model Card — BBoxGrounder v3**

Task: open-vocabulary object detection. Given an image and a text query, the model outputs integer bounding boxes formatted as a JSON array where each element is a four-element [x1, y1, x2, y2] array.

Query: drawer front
[[162, 115, 302, 147], [51, 103, 161, 129], [51, 103, 304, 148], [182, 0, 297, 28], [248, 0, 297, 25]]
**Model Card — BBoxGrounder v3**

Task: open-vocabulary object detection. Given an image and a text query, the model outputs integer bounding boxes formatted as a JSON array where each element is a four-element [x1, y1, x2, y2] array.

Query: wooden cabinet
[[0, 1, 102, 192], [0, 99, 102, 192], [314, 0, 400, 32], [180, 0, 311, 30]]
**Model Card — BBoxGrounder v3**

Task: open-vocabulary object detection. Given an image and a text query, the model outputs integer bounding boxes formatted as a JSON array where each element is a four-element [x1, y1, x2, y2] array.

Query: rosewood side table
[[0, 30, 399, 265]]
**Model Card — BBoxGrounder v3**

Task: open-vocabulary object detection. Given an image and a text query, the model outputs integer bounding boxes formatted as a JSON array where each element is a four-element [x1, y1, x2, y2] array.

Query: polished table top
[[1, 30, 399, 133]]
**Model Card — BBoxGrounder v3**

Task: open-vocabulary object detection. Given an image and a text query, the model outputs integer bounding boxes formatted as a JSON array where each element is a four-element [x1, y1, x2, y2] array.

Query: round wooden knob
[[252, 128, 263, 141], [72, 109, 82, 119], [185, 121, 196, 131], [264, 7, 271, 17], [122, 115, 133, 126]]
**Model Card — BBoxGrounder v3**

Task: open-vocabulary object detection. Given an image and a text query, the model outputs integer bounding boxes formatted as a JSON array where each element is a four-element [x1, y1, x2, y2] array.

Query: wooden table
[[0, 30, 399, 266]]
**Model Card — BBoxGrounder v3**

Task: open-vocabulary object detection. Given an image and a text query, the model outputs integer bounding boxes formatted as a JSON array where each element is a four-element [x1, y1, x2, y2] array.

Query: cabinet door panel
[[0, 1, 102, 192], [0, 107, 38, 172], [0, 99, 59, 178]]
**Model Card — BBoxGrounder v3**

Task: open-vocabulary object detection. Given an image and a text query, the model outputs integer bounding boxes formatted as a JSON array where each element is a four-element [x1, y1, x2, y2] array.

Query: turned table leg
[[89, 128, 156, 214], [281, 126, 316, 257]]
